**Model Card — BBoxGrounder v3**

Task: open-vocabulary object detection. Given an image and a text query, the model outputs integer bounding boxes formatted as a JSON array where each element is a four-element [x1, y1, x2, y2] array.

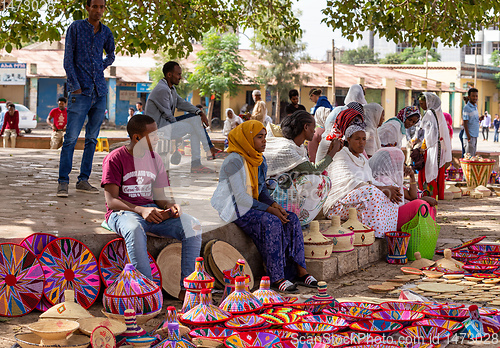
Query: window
[[493, 42, 500, 52], [465, 42, 482, 55], [396, 42, 411, 53]]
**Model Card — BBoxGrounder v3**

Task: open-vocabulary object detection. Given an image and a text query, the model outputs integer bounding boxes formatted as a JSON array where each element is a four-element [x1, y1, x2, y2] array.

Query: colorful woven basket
[[459, 159, 495, 189], [103, 263, 162, 315]]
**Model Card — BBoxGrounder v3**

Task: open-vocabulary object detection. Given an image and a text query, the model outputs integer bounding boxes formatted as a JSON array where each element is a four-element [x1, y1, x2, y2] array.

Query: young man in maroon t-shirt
[[47, 97, 68, 149], [101, 114, 201, 300]]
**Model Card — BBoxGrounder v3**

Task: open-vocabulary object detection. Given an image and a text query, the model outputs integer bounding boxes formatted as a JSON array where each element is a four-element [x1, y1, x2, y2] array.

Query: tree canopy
[[0, 0, 301, 56], [340, 46, 378, 64], [380, 47, 440, 64], [321, 0, 500, 49], [254, 33, 310, 120]]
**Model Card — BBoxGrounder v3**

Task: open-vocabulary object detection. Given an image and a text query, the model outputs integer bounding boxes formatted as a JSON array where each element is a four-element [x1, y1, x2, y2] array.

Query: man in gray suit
[[145, 61, 222, 173]]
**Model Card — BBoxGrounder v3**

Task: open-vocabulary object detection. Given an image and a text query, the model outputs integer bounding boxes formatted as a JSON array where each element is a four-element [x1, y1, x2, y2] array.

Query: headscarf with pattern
[[227, 120, 265, 199], [327, 108, 365, 140]]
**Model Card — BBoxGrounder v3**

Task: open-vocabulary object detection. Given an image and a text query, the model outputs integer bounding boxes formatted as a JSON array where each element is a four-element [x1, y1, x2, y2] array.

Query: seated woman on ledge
[[264, 110, 342, 225], [368, 147, 437, 228], [211, 120, 318, 293], [323, 125, 402, 237]]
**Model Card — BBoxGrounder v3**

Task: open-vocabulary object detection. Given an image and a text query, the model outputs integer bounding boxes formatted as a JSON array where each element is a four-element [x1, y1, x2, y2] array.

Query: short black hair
[[136, 101, 143, 106], [127, 114, 156, 138], [468, 88, 478, 96], [129, 107, 135, 112], [86, 0, 105, 6], [163, 61, 180, 77], [289, 89, 299, 99], [280, 110, 314, 140], [6, 101, 14, 108], [58, 97, 67, 103]]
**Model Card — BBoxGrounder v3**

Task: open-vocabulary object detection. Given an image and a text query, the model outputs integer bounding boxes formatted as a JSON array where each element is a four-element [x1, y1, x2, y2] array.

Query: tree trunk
[[207, 97, 215, 127], [275, 90, 280, 124]]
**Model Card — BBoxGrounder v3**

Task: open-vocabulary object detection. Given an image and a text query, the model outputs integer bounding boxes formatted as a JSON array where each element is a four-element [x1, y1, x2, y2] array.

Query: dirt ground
[[1, 195, 500, 347]]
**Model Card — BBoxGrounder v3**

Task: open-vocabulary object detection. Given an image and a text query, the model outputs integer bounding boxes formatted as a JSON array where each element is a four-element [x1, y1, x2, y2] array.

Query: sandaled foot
[[295, 274, 318, 288], [208, 148, 229, 160], [190, 165, 215, 174], [271, 279, 298, 294]]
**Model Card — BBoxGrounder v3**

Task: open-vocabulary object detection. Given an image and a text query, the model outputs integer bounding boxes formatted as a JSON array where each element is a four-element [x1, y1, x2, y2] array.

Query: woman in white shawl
[[316, 84, 367, 162], [363, 103, 384, 157], [324, 125, 403, 237], [417, 92, 452, 200], [223, 108, 243, 137], [369, 147, 437, 229], [378, 106, 420, 148], [264, 110, 342, 225]]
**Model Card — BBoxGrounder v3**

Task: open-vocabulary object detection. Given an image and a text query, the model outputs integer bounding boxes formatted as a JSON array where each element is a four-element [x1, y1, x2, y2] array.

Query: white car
[[0, 103, 37, 133]]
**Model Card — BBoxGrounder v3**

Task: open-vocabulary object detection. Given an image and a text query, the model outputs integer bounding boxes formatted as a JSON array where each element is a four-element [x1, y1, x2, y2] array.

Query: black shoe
[[56, 182, 69, 197], [76, 181, 99, 194]]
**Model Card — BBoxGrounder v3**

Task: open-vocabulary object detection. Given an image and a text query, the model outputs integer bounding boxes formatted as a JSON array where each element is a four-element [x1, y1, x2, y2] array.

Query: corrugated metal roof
[[0, 43, 458, 92]]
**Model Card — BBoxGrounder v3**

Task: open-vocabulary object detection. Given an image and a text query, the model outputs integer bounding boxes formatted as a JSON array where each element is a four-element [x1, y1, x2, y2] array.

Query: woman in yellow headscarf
[[211, 120, 318, 293]]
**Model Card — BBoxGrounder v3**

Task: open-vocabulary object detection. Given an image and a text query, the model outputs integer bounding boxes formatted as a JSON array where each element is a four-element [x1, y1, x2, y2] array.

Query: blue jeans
[[459, 128, 465, 158], [494, 129, 499, 142], [59, 91, 107, 183], [176, 113, 214, 149], [107, 204, 202, 286]]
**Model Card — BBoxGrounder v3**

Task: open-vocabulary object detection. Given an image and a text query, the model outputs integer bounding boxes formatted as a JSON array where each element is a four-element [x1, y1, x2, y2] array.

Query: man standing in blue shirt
[[57, 0, 115, 197], [462, 88, 481, 157]]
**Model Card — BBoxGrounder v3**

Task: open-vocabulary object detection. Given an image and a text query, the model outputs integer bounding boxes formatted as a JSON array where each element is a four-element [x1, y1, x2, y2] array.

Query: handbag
[[402, 204, 440, 261], [266, 173, 300, 216]]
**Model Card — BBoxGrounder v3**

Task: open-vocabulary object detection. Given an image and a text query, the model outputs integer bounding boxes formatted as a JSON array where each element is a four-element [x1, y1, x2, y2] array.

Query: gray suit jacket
[[145, 79, 199, 128]]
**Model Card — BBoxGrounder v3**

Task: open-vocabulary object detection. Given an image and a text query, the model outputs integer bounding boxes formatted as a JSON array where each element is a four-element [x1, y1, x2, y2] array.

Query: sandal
[[295, 274, 319, 288], [208, 148, 229, 160], [271, 279, 298, 294], [190, 166, 216, 174]]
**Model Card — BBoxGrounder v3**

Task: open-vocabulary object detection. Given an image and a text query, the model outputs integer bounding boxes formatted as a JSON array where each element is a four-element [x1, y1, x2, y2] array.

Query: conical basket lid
[[105, 264, 160, 297], [342, 208, 372, 232], [39, 290, 93, 321]]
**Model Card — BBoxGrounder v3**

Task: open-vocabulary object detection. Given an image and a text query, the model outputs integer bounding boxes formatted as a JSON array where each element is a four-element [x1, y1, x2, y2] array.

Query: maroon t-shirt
[[101, 146, 170, 221]]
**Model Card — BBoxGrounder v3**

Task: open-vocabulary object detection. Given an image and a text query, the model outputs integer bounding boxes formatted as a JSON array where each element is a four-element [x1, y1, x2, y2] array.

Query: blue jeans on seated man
[[159, 113, 213, 168], [107, 203, 202, 286], [59, 90, 107, 183]]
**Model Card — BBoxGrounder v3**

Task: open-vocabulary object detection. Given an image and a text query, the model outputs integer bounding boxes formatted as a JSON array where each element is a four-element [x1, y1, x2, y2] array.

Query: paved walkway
[[0, 147, 225, 253]]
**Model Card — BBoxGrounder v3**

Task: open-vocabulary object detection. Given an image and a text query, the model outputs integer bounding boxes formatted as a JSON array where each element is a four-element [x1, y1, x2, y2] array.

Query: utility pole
[[425, 49, 429, 80], [474, 42, 478, 87], [331, 39, 336, 106]]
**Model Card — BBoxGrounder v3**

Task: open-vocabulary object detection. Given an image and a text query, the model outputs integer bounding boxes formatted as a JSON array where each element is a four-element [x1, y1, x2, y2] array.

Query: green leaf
[[5, 42, 12, 53]]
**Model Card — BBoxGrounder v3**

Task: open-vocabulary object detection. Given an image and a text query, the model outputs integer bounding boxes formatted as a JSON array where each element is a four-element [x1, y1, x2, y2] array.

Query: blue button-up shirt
[[63, 19, 115, 97], [462, 101, 479, 139]]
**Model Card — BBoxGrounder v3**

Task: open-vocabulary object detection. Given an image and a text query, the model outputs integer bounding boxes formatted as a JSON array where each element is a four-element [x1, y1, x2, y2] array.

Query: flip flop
[[191, 166, 215, 174]]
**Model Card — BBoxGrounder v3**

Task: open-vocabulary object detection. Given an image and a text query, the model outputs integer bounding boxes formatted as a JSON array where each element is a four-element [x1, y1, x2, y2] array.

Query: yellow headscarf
[[227, 120, 265, 199]]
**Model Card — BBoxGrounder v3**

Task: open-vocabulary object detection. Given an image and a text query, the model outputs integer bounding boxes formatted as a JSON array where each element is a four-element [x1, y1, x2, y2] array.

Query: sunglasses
[[8, 105, 15, 108]]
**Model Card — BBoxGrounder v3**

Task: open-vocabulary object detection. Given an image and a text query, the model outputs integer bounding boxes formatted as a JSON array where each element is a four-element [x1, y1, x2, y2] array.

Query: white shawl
[[363, 103, 384, 156], [378, 119, 404, 148], [420, 92, 452, 183], [315, 106, 331, 129], [323, 147, 383, 213], [264, 137, 309, 176], [345, 84, 367, 105]]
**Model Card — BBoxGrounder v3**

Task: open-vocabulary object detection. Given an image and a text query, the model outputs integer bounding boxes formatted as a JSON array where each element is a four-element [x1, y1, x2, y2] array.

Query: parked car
[[0, 102, 37, 133]]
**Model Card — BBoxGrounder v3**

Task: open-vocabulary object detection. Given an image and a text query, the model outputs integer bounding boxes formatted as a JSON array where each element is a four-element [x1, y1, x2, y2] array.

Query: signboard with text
[[0, 62, 27, 85]]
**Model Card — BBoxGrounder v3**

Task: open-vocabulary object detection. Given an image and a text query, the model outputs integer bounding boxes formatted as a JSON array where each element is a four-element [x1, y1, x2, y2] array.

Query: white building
[[358, 27, 500, 66]]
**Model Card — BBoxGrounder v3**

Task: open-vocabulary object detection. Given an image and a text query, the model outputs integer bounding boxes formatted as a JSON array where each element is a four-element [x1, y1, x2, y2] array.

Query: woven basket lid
[[203, 240, 223, 290], [156, 243, 182, 298], [208, 241, 254, 289], [104, 264, 160, 298], [342, 208, 373, 232], [39, 290, 93, 321]]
